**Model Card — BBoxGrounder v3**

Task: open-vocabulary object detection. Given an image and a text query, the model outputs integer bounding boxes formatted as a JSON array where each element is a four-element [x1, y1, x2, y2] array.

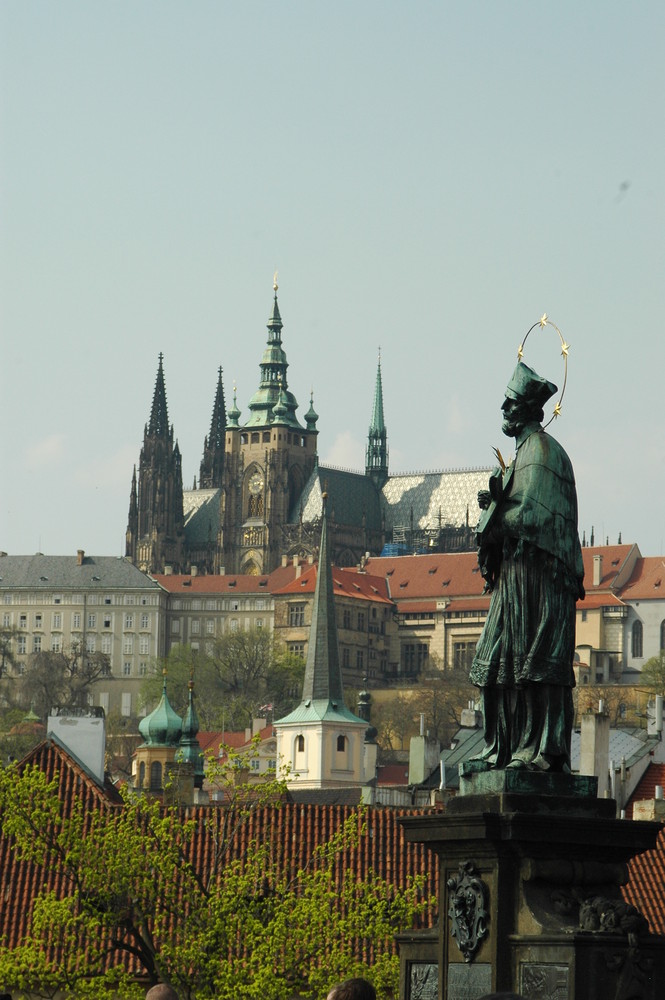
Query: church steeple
[[365, 351, 389, 488], [179, 674, 204, 789], [199, 367, 226, 489], [245, 278, 303, 429], [301, 494, 345, 706]]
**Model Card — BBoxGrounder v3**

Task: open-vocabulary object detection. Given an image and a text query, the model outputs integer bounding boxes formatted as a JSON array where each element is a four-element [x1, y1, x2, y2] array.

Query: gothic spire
[[365, 350, 389, 487], [245, 278, 303, 429], [179, 673, 204, 788], [148, 353, 170, 437], [199, 367, 226, 489], [301, 494, 344, 706]]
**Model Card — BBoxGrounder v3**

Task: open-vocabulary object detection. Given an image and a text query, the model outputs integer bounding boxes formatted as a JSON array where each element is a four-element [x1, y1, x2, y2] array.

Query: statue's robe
[[470, 422, 584, 771]]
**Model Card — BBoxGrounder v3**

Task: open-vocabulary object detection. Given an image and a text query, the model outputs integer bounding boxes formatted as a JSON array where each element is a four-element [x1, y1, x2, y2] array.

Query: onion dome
[[179, 676, 204, 788], [305, 390, 319, 430], [139, 672, 182, 747], [227, 385, 241, 428]]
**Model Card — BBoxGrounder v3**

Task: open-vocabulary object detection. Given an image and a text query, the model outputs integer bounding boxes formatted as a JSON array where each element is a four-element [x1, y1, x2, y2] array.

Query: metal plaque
[[448, 962, 491, 1000], [520, 963, 569, 1000], [407, 962, 438, 1000]]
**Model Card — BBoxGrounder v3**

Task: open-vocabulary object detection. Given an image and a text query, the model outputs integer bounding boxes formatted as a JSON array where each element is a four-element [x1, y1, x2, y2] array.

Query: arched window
[[296, 734, 305, 753], [138, 761, 145, 788], [660, 619, 665, 651], [336, 734, 346, 752], [150, 761, 162, 791], [632, 620, 643, 659]]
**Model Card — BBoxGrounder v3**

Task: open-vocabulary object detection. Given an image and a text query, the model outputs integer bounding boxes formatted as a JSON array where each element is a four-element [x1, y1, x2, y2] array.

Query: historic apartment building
[[0, 551, 166, 718], [125, 282, 488, 578]]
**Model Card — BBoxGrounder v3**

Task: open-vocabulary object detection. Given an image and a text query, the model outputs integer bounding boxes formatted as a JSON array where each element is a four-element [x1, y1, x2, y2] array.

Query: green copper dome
[[139, 674, 183, 747], [245, 290, 304, 430]]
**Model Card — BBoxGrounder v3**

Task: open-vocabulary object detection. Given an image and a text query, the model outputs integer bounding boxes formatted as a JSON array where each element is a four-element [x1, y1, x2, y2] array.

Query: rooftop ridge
[[390, 466, 492, 477]]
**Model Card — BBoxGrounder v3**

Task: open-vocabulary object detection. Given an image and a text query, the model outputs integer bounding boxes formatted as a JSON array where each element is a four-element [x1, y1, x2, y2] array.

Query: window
[[2, 613, 10, 628], [139, 662, 148, 676], [123, 637, 133, 655], [231, 600, 239, 612], [139, 636, 150, 655], [256, 618, 264, 629], [124, 595, 135, 605], [288, 642, 305, 658], [343, 609, 351, 629], [51, 636, 61, 652], [453, 642, 476, 672], [19, 614, 27, 628], [357, 612, 365, 632], [104, 595, 112, 605], [103, 615, 112, 628], [17, 635, 26, 655], [86, 635, 96, 653], [72, 612, 82, 630], [581, 610, 587, 623], [141, 613, 150, 629], [138, 762, 145, 788], [3, 595, 11, 605], [289, 603, 305, 627], [101, 635, 112, 654], [171, 620, 180, 634], [123, 662, 132, 676], [52, 612, 62, 629], [124, 614, 134, 629], [250, 759, 260, 771], [34, 613, 42, 629], [33, 636, 42, 653], [296, 735, 305, 753], [150, 761, 162, 791], [661, 619, 665, 651], [632, 620, 643, 658], [256, 599, 266, 611], [342, 648, 350, 668], [206, 600, 216, 611], [53, 595, 62, 605], [403, 642, 430, 675], [206, 619, 215, 634], [336, 734, 346, 752], [230, 618, 238, 632], [88, 614, 96, 628], [191, 620, 200, 634]]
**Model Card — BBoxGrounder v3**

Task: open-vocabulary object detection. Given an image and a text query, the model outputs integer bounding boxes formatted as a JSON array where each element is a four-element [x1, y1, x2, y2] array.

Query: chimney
[[579, 701, 610, 797], [295, 563, 302, 579], [77, 549, 85, 566], [164, 565, 173, 576], [593, 554, 603, 587], [282, 555, 288, 567], [191, 565, 198, 577]]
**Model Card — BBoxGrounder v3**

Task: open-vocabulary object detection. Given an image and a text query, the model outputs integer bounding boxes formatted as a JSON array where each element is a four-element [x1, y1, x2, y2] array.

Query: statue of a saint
[[470, 361, 585, 772]]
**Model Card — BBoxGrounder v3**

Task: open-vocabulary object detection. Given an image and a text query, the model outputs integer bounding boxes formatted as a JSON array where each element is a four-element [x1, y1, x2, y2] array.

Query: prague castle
[[125, 283, 488, 576]]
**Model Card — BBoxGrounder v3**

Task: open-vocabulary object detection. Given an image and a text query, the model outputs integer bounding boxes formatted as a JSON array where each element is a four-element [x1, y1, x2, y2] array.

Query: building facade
[[0, 551, 167, 718]]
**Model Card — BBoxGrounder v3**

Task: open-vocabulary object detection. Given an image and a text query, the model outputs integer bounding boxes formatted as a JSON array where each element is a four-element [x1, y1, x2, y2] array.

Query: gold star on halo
[[517, 343, 524, 360], [553, 402, 562, 418], [560, 341, 569, 358], [539, 313, 548, 328]]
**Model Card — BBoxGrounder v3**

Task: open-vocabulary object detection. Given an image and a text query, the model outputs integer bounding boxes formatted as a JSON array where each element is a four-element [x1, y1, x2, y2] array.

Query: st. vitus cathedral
[[126, 283, 486, 575]]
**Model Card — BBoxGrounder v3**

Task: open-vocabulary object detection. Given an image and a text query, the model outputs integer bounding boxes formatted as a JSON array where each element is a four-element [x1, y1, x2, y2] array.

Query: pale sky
[[1, 2, 664, 557]]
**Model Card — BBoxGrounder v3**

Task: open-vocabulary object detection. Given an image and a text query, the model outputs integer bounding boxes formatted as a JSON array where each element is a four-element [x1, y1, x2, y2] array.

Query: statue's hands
[[478, 490, 491, 510]]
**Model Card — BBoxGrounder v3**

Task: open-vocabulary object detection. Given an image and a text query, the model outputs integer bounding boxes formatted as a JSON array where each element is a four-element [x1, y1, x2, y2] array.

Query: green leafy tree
[[0, 641, 111, 721], [641, 651, 665, 697], [0, 748, 431, 999]]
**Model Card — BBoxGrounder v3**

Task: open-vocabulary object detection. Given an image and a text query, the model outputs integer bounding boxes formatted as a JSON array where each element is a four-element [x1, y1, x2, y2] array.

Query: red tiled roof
[[273, 565, 392, 604], [365, 553, 485, 601], [576, 593, 626, 610], [444, 597, 491, 613], [620, 557, 665, 602], [623, 763, 665, 934], [0, 740, 438, 976], [152, 564, 305, 595], [579, 544, 637, 592]]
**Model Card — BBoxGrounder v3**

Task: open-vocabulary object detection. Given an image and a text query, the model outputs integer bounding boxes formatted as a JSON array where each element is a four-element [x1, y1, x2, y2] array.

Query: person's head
[[146, 986, 178, 1000], [502, 362, 556, 437], [327, 978, 376, 1000]]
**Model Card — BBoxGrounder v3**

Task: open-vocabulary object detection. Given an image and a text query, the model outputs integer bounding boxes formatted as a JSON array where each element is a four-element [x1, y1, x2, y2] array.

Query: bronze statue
[[470, 360, 584, 772]]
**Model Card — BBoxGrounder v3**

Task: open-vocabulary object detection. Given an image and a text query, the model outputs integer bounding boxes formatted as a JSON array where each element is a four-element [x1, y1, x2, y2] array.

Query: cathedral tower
[[126, 355, 186, 574], [220, 280, 318, 575], [199, 367, 226, 489]]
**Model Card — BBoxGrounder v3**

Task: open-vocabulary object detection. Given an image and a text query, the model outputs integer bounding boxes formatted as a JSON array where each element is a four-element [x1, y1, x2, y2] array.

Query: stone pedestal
[[400, 771, 665, 1000]]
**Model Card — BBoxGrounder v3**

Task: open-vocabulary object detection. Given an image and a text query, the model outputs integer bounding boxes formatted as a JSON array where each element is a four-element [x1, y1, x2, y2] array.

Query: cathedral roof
[[381, 468, 491, 534], [182, 488, 221, 545], [292, 466, 382, 528]]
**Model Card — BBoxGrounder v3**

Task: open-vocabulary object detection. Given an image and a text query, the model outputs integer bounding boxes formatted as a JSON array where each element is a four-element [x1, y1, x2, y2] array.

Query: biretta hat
[[505, 362, 557, 405]]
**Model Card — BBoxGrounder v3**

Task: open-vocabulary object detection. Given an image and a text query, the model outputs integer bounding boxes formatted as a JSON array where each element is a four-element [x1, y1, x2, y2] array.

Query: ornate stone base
[[399, 786, 665, 1000]]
